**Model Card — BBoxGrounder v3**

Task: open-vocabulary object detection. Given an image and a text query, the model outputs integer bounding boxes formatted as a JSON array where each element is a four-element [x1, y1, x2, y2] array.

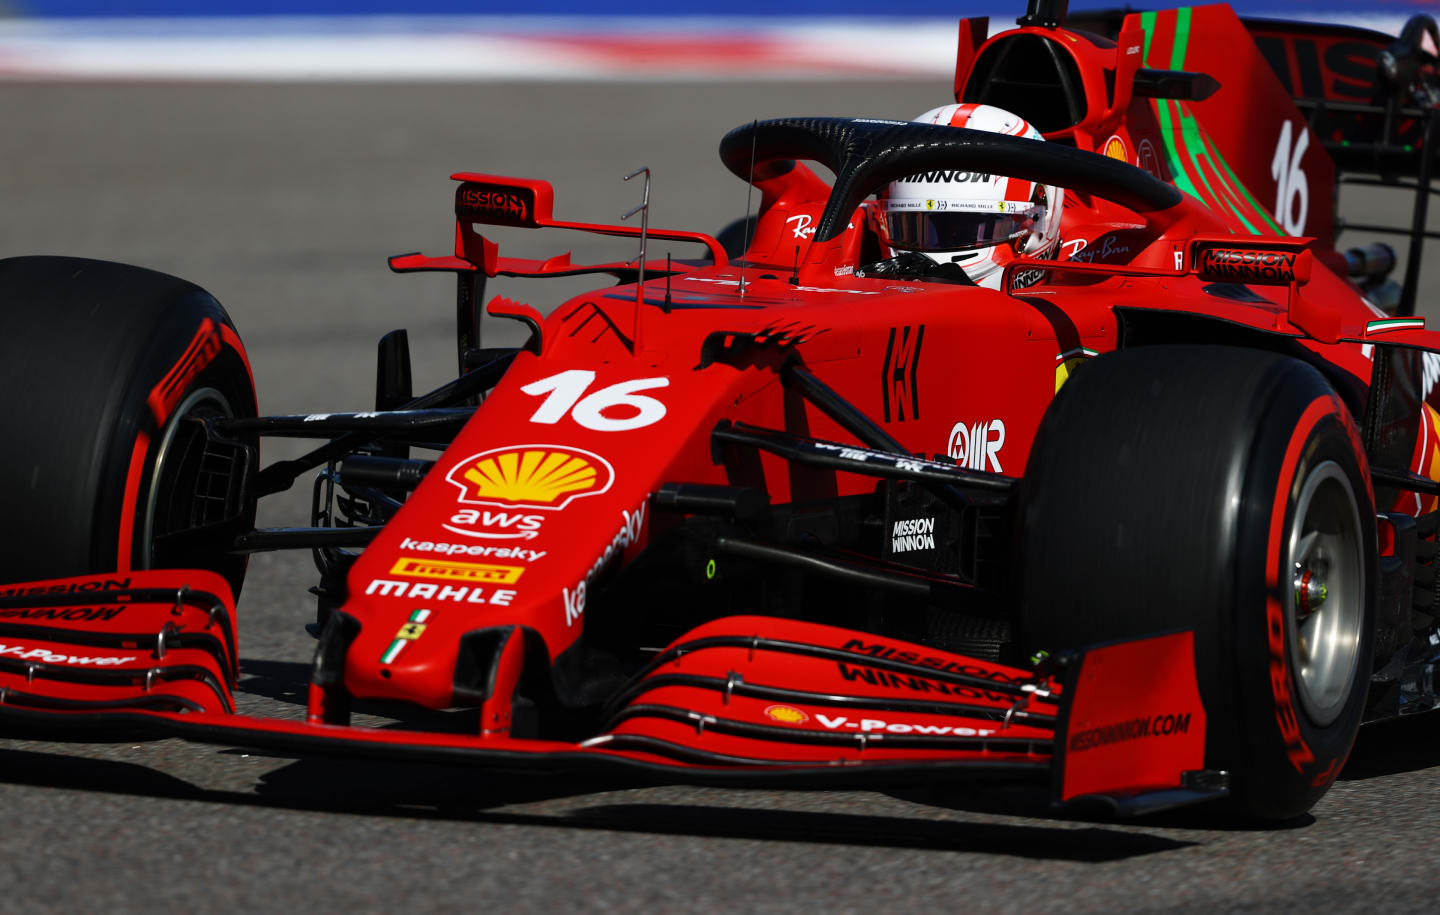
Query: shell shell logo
[[764, 705, 809, 725], [445, 444, 614, 511], [1103, 136, 1128, 162]]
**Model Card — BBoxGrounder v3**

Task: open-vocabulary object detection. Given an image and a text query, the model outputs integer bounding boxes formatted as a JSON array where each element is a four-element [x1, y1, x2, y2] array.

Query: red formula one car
[[1, 0, 1438, 820]]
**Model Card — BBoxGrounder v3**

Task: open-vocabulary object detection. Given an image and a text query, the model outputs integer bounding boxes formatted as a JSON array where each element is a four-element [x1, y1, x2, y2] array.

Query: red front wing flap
[[1053, 630, 1217, 815], [583, 616, 1057, 772], [0, 570, 238, 715], [0, 572, 1221, 812]]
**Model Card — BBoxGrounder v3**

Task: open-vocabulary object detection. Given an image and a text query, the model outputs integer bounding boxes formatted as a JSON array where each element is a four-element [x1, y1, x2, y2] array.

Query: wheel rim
[[139, 386, 234, 570], [1284, 460, 1365, 727]]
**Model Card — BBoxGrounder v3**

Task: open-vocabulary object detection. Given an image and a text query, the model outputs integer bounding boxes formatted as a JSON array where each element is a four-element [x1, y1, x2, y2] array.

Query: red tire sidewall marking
[[115, 430, 152, 572], [116, 318, 252, 573], [219, 322, 256, 404], [1261, 393, 1357, 777]]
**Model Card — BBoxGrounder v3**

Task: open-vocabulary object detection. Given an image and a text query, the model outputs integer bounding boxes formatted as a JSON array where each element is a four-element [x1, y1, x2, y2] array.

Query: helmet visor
[[882, 199, 1041, 253]]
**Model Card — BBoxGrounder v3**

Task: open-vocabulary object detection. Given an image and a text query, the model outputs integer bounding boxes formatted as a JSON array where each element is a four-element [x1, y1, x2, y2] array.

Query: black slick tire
[[1019, 344, 1375, 820], [0, 256, 258, 596]]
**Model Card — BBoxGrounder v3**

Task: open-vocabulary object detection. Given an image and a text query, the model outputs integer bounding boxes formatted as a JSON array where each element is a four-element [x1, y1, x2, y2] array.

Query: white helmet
[[878, 104, 1065, 289]]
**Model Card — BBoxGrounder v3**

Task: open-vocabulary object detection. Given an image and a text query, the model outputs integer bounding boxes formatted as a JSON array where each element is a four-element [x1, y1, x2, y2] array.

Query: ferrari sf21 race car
[[1, 0, 1438, 821]]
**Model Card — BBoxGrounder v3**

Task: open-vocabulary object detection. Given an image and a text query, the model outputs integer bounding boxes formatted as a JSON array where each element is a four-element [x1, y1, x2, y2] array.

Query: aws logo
[[445, 445, 614, 511]]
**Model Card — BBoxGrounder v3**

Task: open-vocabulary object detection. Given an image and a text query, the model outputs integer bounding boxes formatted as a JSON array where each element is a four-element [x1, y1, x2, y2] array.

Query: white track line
[[0, 14, 1417, 82]]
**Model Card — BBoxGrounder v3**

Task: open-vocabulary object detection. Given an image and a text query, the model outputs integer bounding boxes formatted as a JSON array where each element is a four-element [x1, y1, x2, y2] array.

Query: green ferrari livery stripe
[[1138, 6, 1281, 236]]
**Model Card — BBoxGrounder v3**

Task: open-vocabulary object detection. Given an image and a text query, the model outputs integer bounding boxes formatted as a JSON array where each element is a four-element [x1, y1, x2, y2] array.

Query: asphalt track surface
[[2, 81, 1439, 913]]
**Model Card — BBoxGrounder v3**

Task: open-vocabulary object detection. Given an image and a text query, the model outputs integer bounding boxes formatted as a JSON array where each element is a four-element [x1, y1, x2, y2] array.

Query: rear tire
[[0, 256, 257, 596], [1019, 345, 1374, 820]]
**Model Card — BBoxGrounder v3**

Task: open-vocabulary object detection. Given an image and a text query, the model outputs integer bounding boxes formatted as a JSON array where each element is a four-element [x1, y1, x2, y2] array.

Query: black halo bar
[[231, 526, 381, 554], [604, 671, 1058, 728], [216, 408, 473, 439], [1372, 466, 1440, 496], [718, 118, 1180, 244], [712, 535, 974, 601], [253, 350, 515, 497], [712, 421, 1016, 496]]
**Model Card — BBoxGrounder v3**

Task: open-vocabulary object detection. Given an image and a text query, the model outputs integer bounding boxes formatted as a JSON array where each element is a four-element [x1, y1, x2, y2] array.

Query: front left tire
[[0, 256, 257, 596]]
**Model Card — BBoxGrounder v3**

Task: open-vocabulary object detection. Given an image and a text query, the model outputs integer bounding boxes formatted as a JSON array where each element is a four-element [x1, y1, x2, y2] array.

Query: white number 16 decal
[[1271, 120, 1309, 236], [520, 370, 669, 431]]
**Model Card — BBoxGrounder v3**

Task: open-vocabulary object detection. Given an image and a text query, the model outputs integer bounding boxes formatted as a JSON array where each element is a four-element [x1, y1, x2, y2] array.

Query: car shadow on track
[[236, 659, 310, 707], [544, 803, 1195, 861], [1339, 711, 1440, 781], [886, 783, 1316, 833], [200, 656, 1335, 836], [0, 746, 1193, 861], [225, 656, 1232, 844]]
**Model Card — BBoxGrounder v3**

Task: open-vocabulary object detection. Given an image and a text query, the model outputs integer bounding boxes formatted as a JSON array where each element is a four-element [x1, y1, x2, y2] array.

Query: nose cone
[[343, 578, 527, 708], [326, 302, 776, 712]]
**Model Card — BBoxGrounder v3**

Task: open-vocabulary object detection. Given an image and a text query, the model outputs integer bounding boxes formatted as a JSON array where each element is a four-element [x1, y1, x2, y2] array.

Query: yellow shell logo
[[764, 705, 809, 725], [1104, 136, 1128, 161], [446, 445, 614, 510]]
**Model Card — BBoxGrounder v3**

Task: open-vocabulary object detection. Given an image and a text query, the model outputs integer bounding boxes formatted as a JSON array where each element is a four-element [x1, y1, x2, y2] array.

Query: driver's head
[[878, 104, 1064, 289]]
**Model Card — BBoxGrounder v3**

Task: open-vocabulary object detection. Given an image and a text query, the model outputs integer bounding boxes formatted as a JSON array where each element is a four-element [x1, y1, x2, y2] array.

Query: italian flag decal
[[1366, 317, 1426, 335], [381, 608, 432, 665]]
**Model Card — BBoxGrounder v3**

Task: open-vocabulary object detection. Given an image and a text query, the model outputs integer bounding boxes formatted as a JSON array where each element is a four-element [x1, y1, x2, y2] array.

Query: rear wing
[[1244, 13, 1438, 316], [1242, 15, 1438, 171], [1069, 6, 1438, 316], [1066, 8, 1436, 151]]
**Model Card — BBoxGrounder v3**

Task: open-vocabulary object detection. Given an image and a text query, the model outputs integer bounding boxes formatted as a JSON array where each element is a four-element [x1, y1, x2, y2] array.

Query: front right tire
[[1019, 344, 1374, 819]]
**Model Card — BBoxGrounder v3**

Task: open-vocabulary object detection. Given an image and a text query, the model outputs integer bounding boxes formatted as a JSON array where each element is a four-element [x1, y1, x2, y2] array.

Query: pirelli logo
[[390, 558, 525, 584]]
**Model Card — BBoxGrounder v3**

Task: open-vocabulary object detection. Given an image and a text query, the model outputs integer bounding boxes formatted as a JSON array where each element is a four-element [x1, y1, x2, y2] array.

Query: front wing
[[0, 571, 1224, 815]]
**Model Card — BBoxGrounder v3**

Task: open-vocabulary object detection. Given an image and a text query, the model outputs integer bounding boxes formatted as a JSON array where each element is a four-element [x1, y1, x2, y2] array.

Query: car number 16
[[520, 370, 669, 431]]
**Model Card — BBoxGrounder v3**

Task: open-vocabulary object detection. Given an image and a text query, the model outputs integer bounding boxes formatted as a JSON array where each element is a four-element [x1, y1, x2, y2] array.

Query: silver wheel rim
[[138, 386, 233, 570], [1284, 460, 1365, 728]]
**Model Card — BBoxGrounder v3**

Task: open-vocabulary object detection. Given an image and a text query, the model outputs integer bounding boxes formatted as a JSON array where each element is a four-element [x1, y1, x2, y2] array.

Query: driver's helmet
[[878, 104, 1064, 289]]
